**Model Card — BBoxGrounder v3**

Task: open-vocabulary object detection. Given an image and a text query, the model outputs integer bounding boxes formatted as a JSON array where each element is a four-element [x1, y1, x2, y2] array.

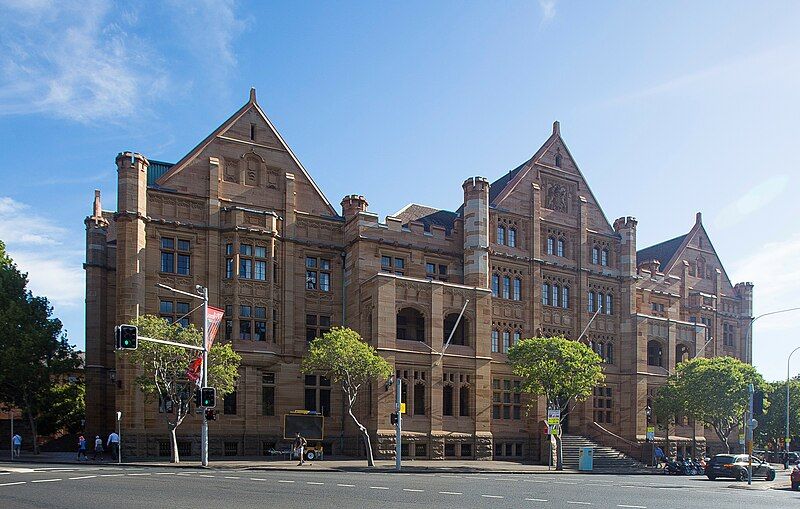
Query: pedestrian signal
[[115, 325, 138, 350], [201, 387, 216, 408], [205, 409, 217, 421], [390, 413, 398, 425]]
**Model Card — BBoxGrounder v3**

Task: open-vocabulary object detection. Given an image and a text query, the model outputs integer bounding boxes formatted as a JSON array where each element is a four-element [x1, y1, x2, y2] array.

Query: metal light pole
[[201, 286, 209, 468], [395, 377, 402, 472], [786, 346, 800, 462], [116, 411, 122, 464]]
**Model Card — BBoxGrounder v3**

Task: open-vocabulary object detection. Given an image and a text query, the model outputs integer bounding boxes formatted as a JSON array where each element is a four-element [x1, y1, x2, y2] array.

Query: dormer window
[[555, 154, 562, 167], [250, 123, 256, 141]]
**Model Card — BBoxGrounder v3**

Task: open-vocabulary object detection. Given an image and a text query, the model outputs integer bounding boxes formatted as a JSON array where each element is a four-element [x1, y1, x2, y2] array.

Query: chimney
[[340, 195, 368, 222]]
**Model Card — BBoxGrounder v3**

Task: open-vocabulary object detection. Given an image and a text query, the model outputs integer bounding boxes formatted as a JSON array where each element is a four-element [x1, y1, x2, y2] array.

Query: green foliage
[[655, 356, 765, 451], [653, 379, 682, 430], [302, 327, 392, 395], [507, 335, 605, 413], [38, 382, 85, 436], [0, 240, 83, 452], [756, 379, 800, 446]]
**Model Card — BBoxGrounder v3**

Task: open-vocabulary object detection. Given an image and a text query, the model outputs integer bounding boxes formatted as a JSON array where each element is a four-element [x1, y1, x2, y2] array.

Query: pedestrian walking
[[107, 431, 120, 461], [11, 433, 21, 458], [292, 432, 307, 466], [654, 445, 666, 468], [77, 435, 88, 461], [93, 435, 104, 461]]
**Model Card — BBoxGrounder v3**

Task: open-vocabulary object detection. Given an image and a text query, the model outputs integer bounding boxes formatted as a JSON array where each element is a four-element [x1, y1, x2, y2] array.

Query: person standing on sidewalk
[[107, 431, 120, 461], [77, 435, 88, 461], [11, 433, 21, 458], [292, 432, 307, 466], [93, 435, 104, 461]]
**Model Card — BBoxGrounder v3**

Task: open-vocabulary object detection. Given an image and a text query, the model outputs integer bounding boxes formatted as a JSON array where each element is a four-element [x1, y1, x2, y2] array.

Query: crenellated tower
[[462, 177, 490, 288]]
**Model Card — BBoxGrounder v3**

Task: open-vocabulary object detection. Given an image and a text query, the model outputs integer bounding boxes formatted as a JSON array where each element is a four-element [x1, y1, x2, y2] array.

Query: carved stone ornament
[[545, 183, 569, 213]]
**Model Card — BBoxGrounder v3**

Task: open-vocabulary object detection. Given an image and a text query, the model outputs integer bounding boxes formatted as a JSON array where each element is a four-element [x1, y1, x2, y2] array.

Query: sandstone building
[[84, 89, 752, 460]]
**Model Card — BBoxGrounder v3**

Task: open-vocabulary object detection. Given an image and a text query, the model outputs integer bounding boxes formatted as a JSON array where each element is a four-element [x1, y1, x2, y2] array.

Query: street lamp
[[787, 346, 800, 462]]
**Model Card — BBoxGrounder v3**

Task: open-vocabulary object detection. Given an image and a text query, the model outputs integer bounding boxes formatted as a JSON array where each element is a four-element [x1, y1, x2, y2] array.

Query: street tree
[[508, 335, 605, 470], [126, 315, 241, 463], [756, 379, 800, 448], [301, 327, 392, 467], [656, 356, 764, 453], [0, 240, 83, 453]]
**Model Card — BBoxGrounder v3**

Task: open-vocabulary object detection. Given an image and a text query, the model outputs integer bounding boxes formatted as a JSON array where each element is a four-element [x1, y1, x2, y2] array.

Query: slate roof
[[636, 234, 687, 271], [488, 161, 527, 203], [393, 204, 458, 233]]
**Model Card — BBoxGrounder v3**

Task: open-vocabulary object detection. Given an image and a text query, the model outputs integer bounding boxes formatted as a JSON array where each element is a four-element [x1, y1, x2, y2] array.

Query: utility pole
[[116, 411, 122, 464], [747, 383, 754, 485], [396, 377, 402, 472], [201, 286, 209, 468], [787, 346, 800, 463]]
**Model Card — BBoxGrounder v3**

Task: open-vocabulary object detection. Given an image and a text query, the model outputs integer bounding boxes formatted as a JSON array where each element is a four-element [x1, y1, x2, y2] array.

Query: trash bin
[[578, 446, 594, 471]]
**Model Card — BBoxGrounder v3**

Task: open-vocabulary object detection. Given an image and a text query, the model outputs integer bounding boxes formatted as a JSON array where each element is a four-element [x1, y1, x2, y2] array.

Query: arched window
[[601, 249, 609, 266], [443, 385, 454, 416], [592, 247, 600, 265], [443, 314, 469, 346], [513, 278, 522, 301], [497, 226, 506, 245], [491, 274, 500, 297], [606, 343, 614, 364], [502, 276, 511, 299], [414, 382, 426, 415], [508, 228, 517, 248], [547, 236, 555, 255], [552, 284, 560, 307], [562, 286, 569, 309], [588, 291, 595, 312], [502, 331, 511, 352], [605, 294, 613, 315], [555, 154, 562, 167], [542, 283, 551, 306], [459, 385, 470, 416], [397, 308, 425, 342], [557, 238, 565, 257], [597, 292, 605, 313], [491, 330, 499, 352], [647, 340, 664, 367], [513, 331, 521, 345]]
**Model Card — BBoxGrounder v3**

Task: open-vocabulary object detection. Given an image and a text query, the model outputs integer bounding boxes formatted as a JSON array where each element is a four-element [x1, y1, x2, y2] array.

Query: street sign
[[548, 423, 560, 435], [738, 433, 745, 445], [646, 426, 655, 441], [547, 409, 561, 426], [400, 403, 406, 414]]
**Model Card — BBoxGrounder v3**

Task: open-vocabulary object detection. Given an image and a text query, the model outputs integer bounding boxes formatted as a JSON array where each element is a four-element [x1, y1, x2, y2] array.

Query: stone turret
[[613, 216, 638, 278], [341, 194, 369, 222], [462, 177, 490, 288]]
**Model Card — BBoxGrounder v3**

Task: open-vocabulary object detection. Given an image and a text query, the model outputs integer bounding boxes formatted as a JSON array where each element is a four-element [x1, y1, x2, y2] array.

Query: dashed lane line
[[566, 502, 592, 506], [68, 475, 97, 480], [481, 494, 504, 499], [154, 472, 175, 475], [618, 505, 647, 508], [277, 480, 294, 483], [403, 488, 424, 492], [0, 482, 25, 486], [197, 475, 215, 478], [337, 484, 354, 487], [553, 481, 578, 485], [99, 474, 125, 477], [31, 479, 61, 483], [369, 486, 389, 490], [306, 482, 324, 485], [250, 478, 267, 481], [127, 473, 150, 476], [224, 476, 241, 480], [526, 498, 548, 502], [439, 491, 463, 495]]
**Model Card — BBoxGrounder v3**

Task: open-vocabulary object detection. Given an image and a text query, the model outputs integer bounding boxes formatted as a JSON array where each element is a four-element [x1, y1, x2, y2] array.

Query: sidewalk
[[0, 451, 644, 474]]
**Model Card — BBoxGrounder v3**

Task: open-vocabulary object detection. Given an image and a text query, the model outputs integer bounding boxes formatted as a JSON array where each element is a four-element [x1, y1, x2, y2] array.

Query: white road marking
[[525, 479, 547, 483], [440, 475, 462, 478], [482, 494, 504, 499], [403, 488, 424, 492], [567, 502, 592, 506], [100, 474, 125, 477], [128, 473, 150, 476], [369, 486, 389, 490], [175, 473, 192, 477], [278, 480, 294, 483], [250, 478, 267, 481], [0, 481, 25, 486], [69, 475, 97, 480], [197, 474, 215, 478], [224, 476, 240, 479], [618, 505, 647, 508], [337, 483, 355, 487], [0, 472, 10, 475], [439, 491, 462, 495], [31, 478, 61, 483], [306, 481, 324, 485], [154, 472, 175, 475], [526, 498, 548, 502], [554, 481, 578, 485]]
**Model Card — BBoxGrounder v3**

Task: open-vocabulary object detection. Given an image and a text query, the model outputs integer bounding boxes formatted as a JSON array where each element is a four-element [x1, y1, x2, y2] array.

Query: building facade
[[84, 89, 752, 460]]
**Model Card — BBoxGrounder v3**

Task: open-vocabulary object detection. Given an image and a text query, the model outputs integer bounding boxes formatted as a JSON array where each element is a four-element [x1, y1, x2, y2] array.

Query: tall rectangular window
[[588, 291, 595, 312], [223, 390, 237, 415], [497, 226, 505, 245], [492, 275, 500, 297], [562, 286, 569, 309], [413, 383, 425, 415], [240, 258, 253, 279], [542, 283, 550, 306], [159, 299, 189, 327], [161, 251, 174, 273], [306, 257, 331, 291], [443, 385, 453, 416], [502, 331, 510, 352], [459, 386, 470, 417], [513, 278, 521, 301], [304, 375, 331, 416], [492, 379, 521, 420], [491, 330, 499, 353], [502, 276, 510, 299], [160, 237, 189, 274], [306, 314, 331, 343], [508, 228, 516, 247], [262, 373, 275, 416]]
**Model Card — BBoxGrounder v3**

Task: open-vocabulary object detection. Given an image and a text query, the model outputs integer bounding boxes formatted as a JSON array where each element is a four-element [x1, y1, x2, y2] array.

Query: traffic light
[[200, 387, 216, 408], [754, 390, 764, 416], [116, 325, 138, 350], [195, 389, 202, 408], [390, 413, 398, 425], [204, 409, 216, 421]]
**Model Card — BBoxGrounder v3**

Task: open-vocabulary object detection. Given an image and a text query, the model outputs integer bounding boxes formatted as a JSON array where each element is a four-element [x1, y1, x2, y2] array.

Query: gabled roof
[[489, 161, 526, 203], [636, 234, 687, 271], [154, 88, 336, 215], [393, 203, 458, 233]]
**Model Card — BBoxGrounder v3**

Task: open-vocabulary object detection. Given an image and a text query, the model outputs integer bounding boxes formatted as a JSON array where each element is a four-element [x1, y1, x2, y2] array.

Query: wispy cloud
[[538, 0, 557, 23], [0, 196, 84, 308], [0, 0, 168, 123], [713, 175, 789, 230]]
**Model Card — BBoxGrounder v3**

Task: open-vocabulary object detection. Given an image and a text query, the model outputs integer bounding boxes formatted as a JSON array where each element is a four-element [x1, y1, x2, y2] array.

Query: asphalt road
[[1, 461, 798, 509]]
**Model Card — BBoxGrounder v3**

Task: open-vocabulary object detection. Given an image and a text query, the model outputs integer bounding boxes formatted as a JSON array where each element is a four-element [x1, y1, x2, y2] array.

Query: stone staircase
[[559, 434, 649, 472]]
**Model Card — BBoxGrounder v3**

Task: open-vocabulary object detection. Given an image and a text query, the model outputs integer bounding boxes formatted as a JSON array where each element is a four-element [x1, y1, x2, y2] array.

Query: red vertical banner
[[206, 306, 224, 351]]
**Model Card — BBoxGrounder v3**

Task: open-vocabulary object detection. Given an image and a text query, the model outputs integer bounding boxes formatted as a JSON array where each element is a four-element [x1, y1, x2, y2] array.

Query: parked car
[[705, 454, 776, 481], [791, 466, 800, 490]]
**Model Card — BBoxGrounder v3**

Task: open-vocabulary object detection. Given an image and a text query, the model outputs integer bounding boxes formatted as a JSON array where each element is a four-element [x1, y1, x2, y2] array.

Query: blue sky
[[1, 0, 799, 380]]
